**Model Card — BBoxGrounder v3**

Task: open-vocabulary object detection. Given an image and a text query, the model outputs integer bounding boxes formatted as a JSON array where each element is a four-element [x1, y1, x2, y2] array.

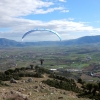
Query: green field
[[0, 45, 100, 71]]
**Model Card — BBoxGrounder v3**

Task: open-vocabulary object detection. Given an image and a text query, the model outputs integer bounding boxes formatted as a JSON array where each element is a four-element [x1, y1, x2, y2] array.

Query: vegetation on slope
[[0, 66, 100, 100]]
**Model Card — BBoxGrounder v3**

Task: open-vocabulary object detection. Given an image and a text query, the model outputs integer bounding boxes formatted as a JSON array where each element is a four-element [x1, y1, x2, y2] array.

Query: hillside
[[0, 67, 91, 100], [0, 35, 100, 47], [75, 35, 100, 44], [61, 35, 100, 45], [0, 38, 21, 47]]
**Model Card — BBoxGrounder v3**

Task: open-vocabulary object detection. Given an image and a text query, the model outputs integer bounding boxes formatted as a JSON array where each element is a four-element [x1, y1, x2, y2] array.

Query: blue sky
[[0, 0, 100, 42]]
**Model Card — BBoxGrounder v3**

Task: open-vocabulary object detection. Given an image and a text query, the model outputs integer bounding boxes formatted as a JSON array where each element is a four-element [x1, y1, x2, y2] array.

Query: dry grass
[[0, 74, 91, 100]]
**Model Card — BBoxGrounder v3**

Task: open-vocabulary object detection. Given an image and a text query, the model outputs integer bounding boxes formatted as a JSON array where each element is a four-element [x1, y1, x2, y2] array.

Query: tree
[[5, 69, 14, 75], [92, 84, 98, 96], [78, 78, 83, 84], [14, 68, 20, 73], [85, 83, 93, 93], [98, 82, 100, 93], [4, 70, 10, 75]]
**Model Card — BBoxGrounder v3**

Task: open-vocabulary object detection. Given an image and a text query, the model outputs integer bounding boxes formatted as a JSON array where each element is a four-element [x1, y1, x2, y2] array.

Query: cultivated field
[[0, 45, 100, 71]]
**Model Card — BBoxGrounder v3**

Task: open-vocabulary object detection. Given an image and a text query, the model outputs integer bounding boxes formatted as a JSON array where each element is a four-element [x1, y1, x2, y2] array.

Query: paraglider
[[22, 29, 61, 41]]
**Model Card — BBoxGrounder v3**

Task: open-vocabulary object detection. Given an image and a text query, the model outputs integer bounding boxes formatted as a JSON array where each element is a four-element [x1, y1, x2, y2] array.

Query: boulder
[[27, 78, 33, 82], [10, 78, 17, 83]]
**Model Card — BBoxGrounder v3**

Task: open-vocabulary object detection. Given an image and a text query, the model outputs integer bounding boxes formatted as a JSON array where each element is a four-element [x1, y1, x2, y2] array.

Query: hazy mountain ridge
[[0, 35, 100, 47], [0, 38, 20, 47]]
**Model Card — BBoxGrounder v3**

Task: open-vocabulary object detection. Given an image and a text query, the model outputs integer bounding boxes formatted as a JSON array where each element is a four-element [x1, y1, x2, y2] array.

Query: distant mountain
[[75, 35, 100, 44], [61, 35, 100, 45], [0, 38, 19, 47], [0, 35, 100, 47]]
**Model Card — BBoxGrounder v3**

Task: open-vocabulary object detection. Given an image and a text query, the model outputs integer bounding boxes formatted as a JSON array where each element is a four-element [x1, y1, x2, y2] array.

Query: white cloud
[[0, 0, 100, 42], [34, 7, 67, 14], [67, 18, 74, 21], [59, 0, 66, 2], [0, 0, 54, 17], [1, 18, 100, 41], [60, 9, 69, 13], [0, 0, 68, 17]]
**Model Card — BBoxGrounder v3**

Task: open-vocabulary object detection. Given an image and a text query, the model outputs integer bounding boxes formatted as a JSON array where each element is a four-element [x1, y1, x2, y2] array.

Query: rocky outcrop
[[10, 78, 18, 83], [2, 90, 29, 100]]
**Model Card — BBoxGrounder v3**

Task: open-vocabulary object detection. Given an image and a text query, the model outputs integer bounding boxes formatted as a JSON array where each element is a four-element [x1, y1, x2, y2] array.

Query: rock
[[34, 89, 39, 92], [28, 92, 31, 96], [21, 80, 25, 83], [27, 78, 33, 82], [58, 97, 63, 99], [34, 86, 38, 89], [35, 80, 38, 83], [10, 78, 17, 83], [17, 88, 26, 92], [10, 90, 29, 100]]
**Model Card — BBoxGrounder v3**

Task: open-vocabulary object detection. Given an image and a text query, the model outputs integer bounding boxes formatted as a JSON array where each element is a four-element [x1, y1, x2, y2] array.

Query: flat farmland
[[0, 45, 100, 71]]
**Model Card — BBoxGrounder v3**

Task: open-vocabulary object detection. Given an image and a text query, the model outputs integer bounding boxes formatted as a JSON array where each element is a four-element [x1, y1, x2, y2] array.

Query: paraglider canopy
[[22, 29, 62, 41]]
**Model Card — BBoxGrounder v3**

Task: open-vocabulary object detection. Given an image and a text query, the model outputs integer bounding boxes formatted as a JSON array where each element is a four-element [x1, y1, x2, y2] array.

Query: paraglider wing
[[47, 29, 61, 41], [22, 30, 35, 41], [22, 29, 61, 41]]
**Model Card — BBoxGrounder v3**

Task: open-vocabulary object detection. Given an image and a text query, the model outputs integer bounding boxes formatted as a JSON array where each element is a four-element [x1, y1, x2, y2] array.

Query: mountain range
[[0, 35, 100, 47]]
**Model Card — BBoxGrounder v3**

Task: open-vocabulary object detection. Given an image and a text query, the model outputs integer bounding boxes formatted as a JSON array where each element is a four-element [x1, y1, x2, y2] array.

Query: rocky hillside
[[0, 67, 92, 100]]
